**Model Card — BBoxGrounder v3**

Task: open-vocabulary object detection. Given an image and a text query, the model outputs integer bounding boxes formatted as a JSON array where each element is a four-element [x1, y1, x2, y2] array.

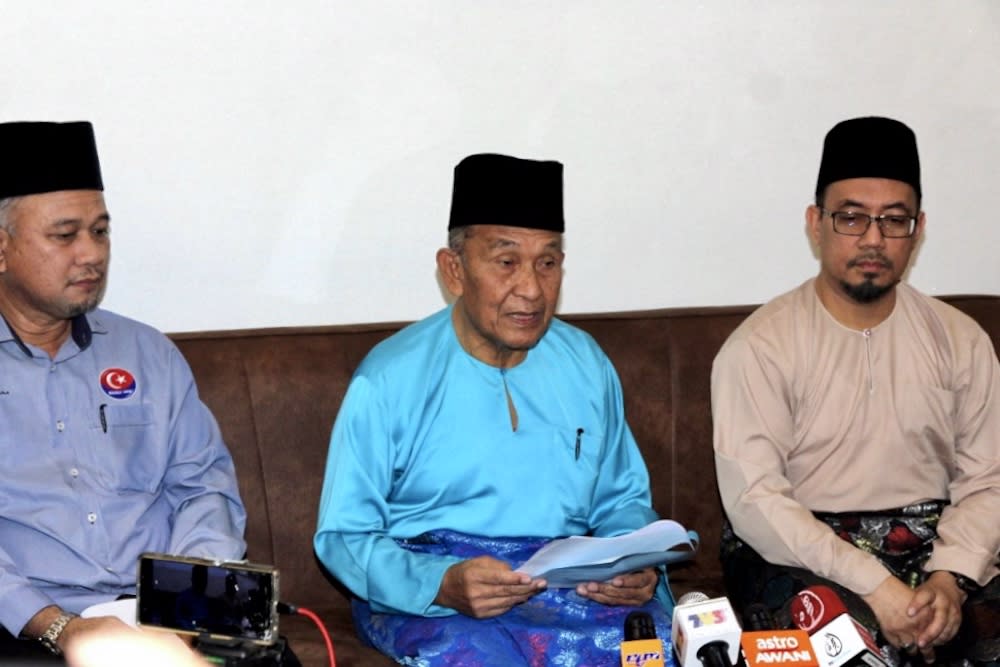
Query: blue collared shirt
[[0, 309, 246, 635]]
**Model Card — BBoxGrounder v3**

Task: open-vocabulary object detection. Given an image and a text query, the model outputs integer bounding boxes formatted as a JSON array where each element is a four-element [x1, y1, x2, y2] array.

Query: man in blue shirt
[[0, 121, 246, 657], [315, 154, 670, 666]]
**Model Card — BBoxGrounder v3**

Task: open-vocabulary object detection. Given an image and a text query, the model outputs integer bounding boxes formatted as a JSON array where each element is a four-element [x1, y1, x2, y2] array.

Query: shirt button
[[70, 468, 79, 478], [56, 420, 65, 432], [49, 366, 57, 373], [87, 513, 97, 524]]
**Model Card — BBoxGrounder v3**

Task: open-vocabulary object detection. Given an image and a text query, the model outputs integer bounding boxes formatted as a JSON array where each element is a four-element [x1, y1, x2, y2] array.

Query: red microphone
[[790, 585, 886, 667]]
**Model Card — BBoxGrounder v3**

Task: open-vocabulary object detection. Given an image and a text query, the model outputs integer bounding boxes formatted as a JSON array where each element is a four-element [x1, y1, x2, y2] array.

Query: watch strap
[[38, 611, 78, 655], [948, 571, 980, 594]]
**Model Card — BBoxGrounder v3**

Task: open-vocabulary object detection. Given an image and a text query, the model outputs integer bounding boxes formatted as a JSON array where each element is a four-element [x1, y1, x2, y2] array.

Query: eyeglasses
[[821, 208, 917, 238]]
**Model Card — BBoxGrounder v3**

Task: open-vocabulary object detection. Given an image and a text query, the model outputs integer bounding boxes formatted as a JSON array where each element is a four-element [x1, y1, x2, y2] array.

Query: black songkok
[[448, 153, 564, 232], [0, 121, 104, 200], [815, 116, 921, 199]]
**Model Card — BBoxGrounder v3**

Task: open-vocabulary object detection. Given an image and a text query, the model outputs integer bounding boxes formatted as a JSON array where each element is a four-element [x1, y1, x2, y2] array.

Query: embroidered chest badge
[[100, 368, 137, 400]]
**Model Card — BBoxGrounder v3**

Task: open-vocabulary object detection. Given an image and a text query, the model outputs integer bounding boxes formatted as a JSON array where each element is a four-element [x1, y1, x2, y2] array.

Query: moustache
[[847, 255, 893, 270], [69, 272, 105, 284]]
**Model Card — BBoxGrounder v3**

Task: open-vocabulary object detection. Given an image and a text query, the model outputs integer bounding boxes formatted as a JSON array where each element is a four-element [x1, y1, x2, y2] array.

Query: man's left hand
[[575, 568, 658, 606], [908, 571, 966, 654]]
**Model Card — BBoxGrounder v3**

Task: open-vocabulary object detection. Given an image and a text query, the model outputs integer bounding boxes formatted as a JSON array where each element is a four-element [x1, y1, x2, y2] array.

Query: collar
[[71, 314, 94, 349], [0, 312, 98, 357]]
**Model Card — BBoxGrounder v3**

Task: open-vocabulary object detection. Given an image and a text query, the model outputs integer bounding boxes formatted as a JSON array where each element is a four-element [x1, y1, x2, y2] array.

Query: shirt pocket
[[93, 403, 163, 493], [550, 427, 603, 524]]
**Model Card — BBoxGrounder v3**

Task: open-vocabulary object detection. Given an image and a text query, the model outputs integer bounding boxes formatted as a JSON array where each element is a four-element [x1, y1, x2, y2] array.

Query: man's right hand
[[434, 556, 546, 618], [861, 576, 934, 661]]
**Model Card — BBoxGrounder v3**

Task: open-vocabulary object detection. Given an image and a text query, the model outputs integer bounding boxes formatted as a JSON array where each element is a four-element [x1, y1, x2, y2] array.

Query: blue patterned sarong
[[353, 531, 674, 667]]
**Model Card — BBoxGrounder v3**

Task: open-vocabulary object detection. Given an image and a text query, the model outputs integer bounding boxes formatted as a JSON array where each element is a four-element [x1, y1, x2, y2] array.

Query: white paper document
[[515, 519, 698, 588]]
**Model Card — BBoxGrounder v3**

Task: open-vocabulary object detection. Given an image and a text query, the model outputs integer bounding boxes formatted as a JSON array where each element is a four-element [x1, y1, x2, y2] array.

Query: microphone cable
[[278, 602, 336, 667]]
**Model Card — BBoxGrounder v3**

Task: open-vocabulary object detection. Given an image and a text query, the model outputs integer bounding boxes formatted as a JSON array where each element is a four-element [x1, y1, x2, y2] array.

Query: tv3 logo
[[686, 609, 728, 627], [625, 652, 662, 666]]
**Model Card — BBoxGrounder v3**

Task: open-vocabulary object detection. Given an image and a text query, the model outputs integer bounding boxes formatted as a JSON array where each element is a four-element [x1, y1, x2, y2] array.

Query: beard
[[840, 275, 898, 304], [55, 277, 107, 319], [841, 253, 897, 304], [63, 298, 101, 318]]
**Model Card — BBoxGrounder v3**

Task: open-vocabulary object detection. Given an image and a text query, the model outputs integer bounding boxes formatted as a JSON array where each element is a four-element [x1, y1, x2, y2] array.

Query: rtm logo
[[685, 609, 728, 627], [624, 651, 663, 666]]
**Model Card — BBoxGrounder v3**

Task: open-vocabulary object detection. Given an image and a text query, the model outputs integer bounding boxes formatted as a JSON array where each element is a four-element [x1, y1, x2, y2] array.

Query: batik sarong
[[352, 530, 673, 667], [721, 500, 1000, 666]]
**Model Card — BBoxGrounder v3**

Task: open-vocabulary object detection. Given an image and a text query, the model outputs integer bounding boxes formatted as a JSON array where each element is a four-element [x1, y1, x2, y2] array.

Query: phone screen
[[137, 554, 278, 644]]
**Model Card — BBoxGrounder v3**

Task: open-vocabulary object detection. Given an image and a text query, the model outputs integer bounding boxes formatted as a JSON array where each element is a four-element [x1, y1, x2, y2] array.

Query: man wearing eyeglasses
[[712, 117, 999, 665]]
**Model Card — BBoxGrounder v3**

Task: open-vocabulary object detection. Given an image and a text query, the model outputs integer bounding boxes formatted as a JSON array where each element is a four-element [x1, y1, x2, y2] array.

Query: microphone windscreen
[[676, 591, 710, 606], [790, 586, 848, 633], [621, 611, 665, 667], [742, 603, 775, 631], [624, 611, 658, 641]]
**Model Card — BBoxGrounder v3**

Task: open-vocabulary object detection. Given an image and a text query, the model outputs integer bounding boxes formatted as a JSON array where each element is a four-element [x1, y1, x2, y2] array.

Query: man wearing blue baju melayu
[[315, 154, 673, 666], [0, 121, 246, 658]]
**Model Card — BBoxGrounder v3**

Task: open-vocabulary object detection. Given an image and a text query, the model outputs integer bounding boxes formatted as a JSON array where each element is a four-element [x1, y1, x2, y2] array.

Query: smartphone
[[136, 552, 279, 645]]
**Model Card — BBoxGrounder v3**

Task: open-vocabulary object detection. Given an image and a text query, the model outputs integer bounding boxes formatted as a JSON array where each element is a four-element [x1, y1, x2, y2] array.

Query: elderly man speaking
[[315, 154, 671, 666]]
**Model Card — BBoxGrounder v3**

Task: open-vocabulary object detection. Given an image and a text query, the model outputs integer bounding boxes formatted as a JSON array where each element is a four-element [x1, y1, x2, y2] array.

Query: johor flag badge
[[100, 368, 137, 399]]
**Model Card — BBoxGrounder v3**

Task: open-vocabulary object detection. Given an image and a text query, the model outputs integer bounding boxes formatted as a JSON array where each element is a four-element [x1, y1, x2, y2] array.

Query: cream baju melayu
[[712, 279, 1000, 595]]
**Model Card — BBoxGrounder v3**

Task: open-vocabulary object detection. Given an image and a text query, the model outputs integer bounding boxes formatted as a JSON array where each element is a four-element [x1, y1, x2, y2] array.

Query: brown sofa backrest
[[169, 295, 1000, 609]]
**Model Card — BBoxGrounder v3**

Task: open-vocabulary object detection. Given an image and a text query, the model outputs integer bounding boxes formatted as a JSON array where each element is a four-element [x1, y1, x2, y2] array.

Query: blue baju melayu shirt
[[314, 305, 659, 617], [0, 310, 247, 636]]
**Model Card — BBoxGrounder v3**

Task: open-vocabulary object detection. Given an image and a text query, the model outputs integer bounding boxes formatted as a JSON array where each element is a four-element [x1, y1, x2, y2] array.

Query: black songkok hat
[[815, 116, 921, 199], [448, 153, 564, 232], [0, 121, 104, 200]]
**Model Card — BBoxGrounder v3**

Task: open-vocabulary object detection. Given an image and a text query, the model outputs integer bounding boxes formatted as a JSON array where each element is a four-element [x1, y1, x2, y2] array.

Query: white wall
[[3, 2, 998, 332]]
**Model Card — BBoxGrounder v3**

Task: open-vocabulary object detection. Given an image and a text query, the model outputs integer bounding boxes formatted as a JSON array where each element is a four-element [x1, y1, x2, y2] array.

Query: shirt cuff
[[1, 587, 58, 639], [925, 545, 999, 587]]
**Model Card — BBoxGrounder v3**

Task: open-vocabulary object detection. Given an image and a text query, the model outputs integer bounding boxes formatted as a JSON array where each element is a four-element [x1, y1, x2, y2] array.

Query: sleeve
[[313, 374, 462, 617], [712, 337, 892, 596], [587, 354, 658, 538], [162, 346, 247, 560], [925, 327, 1000, 585], [0, 552, 56, 636]]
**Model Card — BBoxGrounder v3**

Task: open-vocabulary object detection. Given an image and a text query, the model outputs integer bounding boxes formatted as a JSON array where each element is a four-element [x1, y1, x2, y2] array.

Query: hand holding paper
[[515, 520, 698, 588]]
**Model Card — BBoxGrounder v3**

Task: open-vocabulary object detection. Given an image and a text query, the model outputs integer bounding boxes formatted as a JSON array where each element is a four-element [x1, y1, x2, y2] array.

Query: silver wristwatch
[[38, 611, 77, 655]]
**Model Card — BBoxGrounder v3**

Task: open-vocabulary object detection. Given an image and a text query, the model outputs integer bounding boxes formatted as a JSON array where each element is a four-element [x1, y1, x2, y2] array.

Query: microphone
[[739, 604, 819, 667], [620, 611, 666, 667], [790, 585, 887, 667], [671, 592, 741, 667], [743, 604, 776, 631]]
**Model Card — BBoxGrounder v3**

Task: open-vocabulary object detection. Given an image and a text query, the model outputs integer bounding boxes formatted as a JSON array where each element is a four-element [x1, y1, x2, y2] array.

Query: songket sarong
[[721, 500, 1000, 666], [352, 530, 674, 667]]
